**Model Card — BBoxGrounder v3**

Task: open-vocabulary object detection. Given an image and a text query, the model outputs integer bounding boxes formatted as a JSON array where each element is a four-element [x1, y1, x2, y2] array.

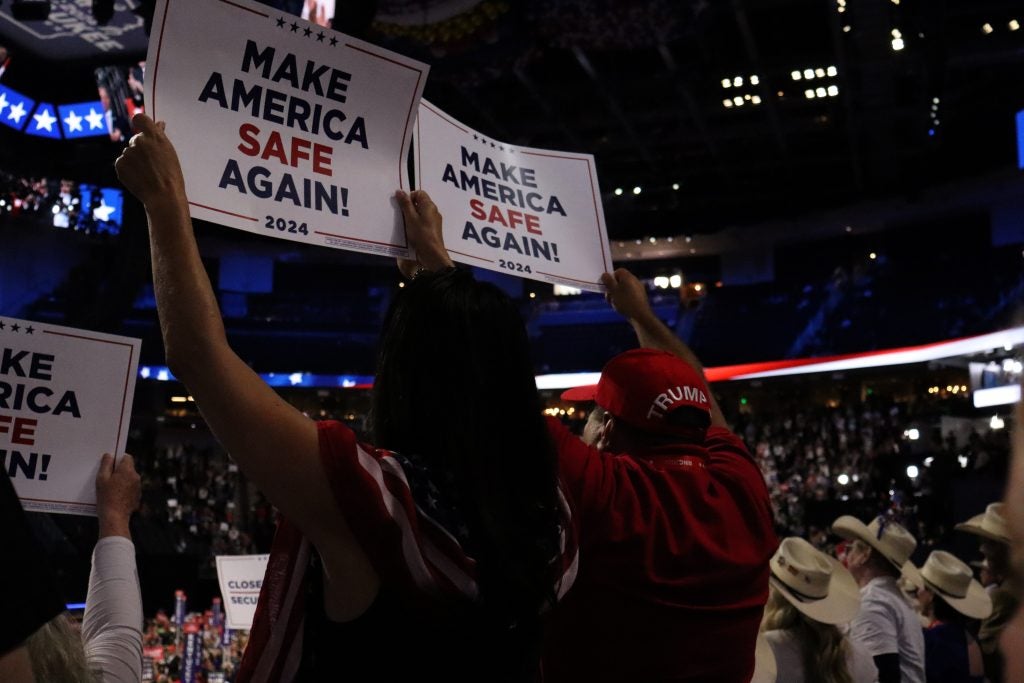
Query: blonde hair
[[26, 613, 99, 683], [762, 589, 854, 683]]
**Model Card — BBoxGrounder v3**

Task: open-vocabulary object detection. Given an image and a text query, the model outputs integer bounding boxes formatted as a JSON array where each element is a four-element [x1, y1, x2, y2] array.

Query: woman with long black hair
[[115, 114, 575, 682]]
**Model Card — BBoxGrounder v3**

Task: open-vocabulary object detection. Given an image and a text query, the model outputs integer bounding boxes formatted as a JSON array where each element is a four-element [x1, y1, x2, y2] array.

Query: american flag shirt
[[237, 420, 578, 683]]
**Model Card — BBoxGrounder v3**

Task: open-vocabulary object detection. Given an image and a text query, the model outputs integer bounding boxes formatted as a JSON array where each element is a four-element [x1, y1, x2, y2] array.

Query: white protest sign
[[145, 0, 428, 258], [216, 554, 270, 630], [0, 317, 140, 515], [414, 100, 613, 291]]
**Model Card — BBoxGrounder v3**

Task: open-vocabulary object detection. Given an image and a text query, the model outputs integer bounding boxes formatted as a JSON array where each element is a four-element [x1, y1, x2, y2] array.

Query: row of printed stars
[[0, 320, 35, 334], [275, 16, 339, 46]]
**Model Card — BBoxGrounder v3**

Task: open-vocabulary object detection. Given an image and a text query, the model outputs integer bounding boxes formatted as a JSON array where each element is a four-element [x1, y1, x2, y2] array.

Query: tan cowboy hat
[[751, 632, 777, 683], [906, 551, 993, 620], [769, 537, 861, 625], [832, 515, 918, 575], [955, 503, 1009, 544]]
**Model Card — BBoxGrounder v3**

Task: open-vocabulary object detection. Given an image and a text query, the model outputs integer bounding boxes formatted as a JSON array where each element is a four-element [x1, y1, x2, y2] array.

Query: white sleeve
[[82, 536, 144, 683], [849, 596, 899, 657]]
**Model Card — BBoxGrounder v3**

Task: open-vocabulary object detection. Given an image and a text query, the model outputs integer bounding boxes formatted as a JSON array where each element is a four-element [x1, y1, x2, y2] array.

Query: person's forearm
[[98, 515, 131, 540], [629, 309, 705, 374], [145, 193, 227, 380]]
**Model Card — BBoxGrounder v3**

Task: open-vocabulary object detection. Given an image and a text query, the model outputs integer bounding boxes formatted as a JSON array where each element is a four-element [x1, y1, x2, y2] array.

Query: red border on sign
[[189, 202, 258, 222]]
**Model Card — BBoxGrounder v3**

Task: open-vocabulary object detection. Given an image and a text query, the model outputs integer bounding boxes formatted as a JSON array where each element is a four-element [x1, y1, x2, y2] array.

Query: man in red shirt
[[543, 269, 777, 682]]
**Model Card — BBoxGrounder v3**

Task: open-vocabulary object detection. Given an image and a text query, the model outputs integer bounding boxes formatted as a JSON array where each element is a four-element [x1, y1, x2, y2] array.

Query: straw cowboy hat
[[906, 551, 993, 620], [955, 503, 1009, 544], [769, 537, 861, 625], [832, 515, 918, 575]]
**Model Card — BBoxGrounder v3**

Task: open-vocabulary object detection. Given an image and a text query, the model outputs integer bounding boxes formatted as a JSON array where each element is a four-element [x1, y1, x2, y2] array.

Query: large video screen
[[94, 62, 145, 143], [52, 180, 124, 235]]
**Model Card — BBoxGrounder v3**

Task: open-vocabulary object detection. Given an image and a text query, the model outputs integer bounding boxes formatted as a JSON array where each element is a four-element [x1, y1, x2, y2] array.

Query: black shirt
[[0, 469, 64, 654]]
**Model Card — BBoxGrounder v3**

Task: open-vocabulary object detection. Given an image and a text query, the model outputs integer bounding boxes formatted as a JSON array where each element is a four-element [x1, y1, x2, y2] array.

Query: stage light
[[666, 236, 674, 242], [733, 76, 743, 87], [816, 87, 826, 98], [791, 70, 802, 81], [905, 428, 920, 440], [982, 23, 993, 35], [614, 188, 623, 196], [869, 252, 877, 260], [672, 183, 680, 190], [723, 99, 733, 108], [924, 457, 934, 467], [906, 465, 919, 479], [892, 37, 905, 51], [669, 274, 682, 288], [733, 96, 744, 106], [991, 415, 1005, 430], [11, 1, 51, 20], [804, 69, 815, 80], [1011, 20, 1020, 31], [805, 89, 816, 99], [815, 68, 825, 78], [828, 85, 839, 97], [654, 276, 670, 289], [750, 75, 760, 85], [827, 66, 838, 77], [633, 186, 642, 195], [837, 473, 850, 486], [684, 235, 692, 243], [751, 95, 762, 105], [722, 78, 732, 89], [529, 292, 536, 299], [843, 25, 851, 33], [958, 455, 969, 468], [649, 236, 656, 243], [92, 0, 114, 25]]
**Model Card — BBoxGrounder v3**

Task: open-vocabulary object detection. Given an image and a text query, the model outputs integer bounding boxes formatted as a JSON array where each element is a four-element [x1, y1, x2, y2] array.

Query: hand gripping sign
[[216, 554, 270, 630], [145, 0, 428, 258], [0, 317, 140, 515], [414, 99, 613, 291]]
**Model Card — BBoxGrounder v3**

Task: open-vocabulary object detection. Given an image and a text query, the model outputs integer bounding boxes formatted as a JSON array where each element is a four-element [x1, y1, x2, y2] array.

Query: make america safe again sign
[[145, 0, 428, 258]]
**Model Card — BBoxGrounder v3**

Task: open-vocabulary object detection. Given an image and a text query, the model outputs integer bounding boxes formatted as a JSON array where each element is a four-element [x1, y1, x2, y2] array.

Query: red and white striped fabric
[[237, 421, 578, 683]]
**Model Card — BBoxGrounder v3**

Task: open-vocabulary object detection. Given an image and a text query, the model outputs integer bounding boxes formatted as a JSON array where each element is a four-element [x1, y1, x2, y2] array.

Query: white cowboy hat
[[769, 537, 861, 625], [832, 515, 918, 575], [751, 632, 777, 683], [955, 503, 1009, 544], [906, 551, 993, 620]]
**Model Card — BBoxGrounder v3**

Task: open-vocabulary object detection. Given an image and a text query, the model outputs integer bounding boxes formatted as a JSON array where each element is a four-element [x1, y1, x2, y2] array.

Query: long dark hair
[[370, 268, 561, 658]]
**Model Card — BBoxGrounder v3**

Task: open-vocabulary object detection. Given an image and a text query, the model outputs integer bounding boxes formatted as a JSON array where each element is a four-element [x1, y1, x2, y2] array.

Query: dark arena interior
[[0, 1, 1022, 682]]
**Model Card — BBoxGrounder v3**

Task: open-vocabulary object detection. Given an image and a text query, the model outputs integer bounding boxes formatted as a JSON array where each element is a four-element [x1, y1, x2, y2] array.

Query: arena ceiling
[[0, 0, 1022, 244]]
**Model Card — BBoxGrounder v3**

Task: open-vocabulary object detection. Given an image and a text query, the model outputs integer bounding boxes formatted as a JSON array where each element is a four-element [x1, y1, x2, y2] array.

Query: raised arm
[[600, 268, 726, 428], [394, 189, 454, 278], [113, 114, 335, 546]]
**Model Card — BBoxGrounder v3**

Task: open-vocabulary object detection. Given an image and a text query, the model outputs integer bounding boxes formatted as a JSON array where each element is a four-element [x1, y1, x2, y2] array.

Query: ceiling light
[[843, 25, 851, 33], [827, 66, 838, 77], [892, 37, 905, 51], [804, 68, 815, 80], [815, 68, 825, 78], [892, 28, 902, 38], [633, 186, 642, 195], [982, 23, 993, 34], [722, 78, 731, 88], [816, 87, 827, 98], [723, 99, 733, 108], [1011, 20, 1020, 31], [649, 236, 656, 244], [653, 276, 670, 289], [733, 76, 743, 87], [805, 89, 816, 99], [733, 96, 744, 106], [791, 70, 802, 81], [614, 188, 623, 196], [672, 183, 680, 190], [751, 95, 762, 104], [869, 252, 877, 260], [750, 75, 760, 85], [669, 274, 682, 288], [827, 85, 839, 97]]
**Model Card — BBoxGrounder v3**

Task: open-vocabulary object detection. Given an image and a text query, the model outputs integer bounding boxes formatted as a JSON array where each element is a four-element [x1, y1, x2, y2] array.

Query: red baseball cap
[[560, 349, 712, 435]]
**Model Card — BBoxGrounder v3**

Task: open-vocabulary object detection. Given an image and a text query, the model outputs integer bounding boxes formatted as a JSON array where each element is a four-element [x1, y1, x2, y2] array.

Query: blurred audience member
[[762, 537, 876, 683], [833, 515, 925, 683]]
